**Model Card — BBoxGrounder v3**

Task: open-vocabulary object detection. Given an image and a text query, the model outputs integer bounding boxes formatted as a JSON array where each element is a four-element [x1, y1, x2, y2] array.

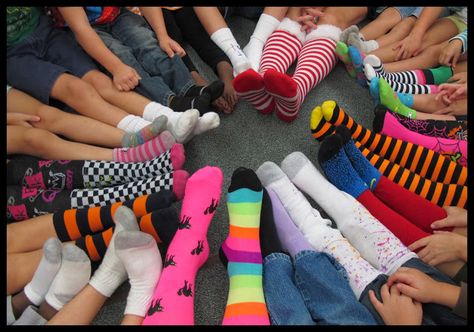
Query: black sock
[[138, 206, 179, 245], [259, 188, 284, 258], [169, 93, 212, 115], [185, 80, 225, 102]]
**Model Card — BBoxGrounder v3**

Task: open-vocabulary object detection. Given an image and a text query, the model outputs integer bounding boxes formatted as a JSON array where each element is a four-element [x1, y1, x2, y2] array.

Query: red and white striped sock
[[232, 19, 304, 115], [266, 25, 339, 122]]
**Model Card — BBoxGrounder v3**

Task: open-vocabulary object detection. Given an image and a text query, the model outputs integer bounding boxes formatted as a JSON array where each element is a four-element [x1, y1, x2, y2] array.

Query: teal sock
[[370, 77, 414, 107], [348, 45, 367, 87]]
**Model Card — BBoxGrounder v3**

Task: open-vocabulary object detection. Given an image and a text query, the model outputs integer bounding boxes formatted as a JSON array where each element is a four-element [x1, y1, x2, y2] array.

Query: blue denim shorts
[[7, 14, 98, 104]]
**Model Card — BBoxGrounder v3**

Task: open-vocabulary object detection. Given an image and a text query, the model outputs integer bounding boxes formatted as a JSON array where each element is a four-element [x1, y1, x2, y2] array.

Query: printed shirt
[[48, 6, 120, 27], [7, 7, 41, 47]]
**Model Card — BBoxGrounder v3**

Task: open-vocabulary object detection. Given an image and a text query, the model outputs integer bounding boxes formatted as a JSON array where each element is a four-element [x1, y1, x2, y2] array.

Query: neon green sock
[[335, 42, 356, 78], [379, 78, 417, 119], [429, 66, 453, 85]]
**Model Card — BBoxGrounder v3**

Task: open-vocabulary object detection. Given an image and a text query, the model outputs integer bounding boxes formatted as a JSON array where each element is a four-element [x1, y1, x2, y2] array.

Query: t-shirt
[[7, 7, 41, 47], [447, 6, 467, 23], [48, 6, 120, 27]]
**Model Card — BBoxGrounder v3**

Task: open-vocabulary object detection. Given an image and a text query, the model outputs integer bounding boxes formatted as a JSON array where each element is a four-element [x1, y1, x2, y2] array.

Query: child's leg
[[359, 7, 402, 41], [7, 126, 113, 161], [7, 250, 44, 295], [374, 16, 416, 48]]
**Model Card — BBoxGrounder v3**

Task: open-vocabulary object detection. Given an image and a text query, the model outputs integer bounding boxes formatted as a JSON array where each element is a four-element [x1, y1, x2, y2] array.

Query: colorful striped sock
[[335, 41, 357, 78], [113, 131, 176, 163], [53, 191, 176, 241], [348, 45, 367, 86], [221, 168, 270, 325], [121, 115, 168, 148]]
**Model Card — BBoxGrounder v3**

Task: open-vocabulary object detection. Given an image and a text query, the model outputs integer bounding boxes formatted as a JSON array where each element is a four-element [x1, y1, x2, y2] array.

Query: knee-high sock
[[281, 151, 417, 275], [384, 106, 468, 141], [221, 168, 270, 325], [336, 126, 452, 234], [374, 109, 468, 166], [256, 161, 381, 299], [364, 54, 453, 85], [309, 105, 468, 208], [53, 191, 176, 241], [75, 207, 179, 261], [321, 100, 468, 186], [142, 166, 223, 325], [264, 25, 338, 122], [10, 144, 184, 190], [318, 134, 430, 247]]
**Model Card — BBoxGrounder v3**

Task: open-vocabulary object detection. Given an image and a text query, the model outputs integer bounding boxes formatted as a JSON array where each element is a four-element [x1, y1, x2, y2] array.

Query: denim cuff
[[178, 79, 197, 98], [263, 252, 291, 265]]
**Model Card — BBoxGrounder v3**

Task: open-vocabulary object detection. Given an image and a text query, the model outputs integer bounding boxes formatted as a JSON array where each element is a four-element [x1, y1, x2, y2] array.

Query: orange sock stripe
[[87, 206, 104, 233], [458, 167, 467, 186], [132, 195, 148, 218], [229, 224, 260, 240], [84, 235, 101, 262], [312, 122, 334, 139], [224, 302, 269, 318], [110, 202, 123, 221], [334, 107, 345, 125], [102, 227, 114, 247], [139, 213, 161, 243], [63, 209, 81, 240], [408, 146, 424, 174], [352, 124, 363, 141], [443, 162, 456, 184], [431, 183, 443, 205], [419, 150, 435, 178]]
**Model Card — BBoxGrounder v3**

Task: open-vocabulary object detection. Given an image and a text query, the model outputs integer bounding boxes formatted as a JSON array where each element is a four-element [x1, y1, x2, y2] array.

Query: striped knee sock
[[321, 100, 467, 186], [221, 168, 270, 325], [365, 54, 453, 85], [53, 191, 176, 241], [113, 131, 176, 163], [75, 207, 179, 261], [232, 69, 274, 115]]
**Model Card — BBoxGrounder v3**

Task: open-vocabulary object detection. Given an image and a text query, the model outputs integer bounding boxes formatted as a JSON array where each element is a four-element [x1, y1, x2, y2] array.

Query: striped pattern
[[113, 132, 171, 162], [53, 192, 175, 241], [449, 29, 467, 54], [259, 30, 302, 76], [324, 103, 467, 186], [232, 69, 274, 114], [372, 64, 452, 86], [222, 188, 269, 325], [370, 68, 437, 94]]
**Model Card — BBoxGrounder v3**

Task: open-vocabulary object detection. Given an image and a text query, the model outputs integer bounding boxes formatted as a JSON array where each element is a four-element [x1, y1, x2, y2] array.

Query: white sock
[[362, 39, 379, 53], [211, 28, 251, 75], [143, 102, 199, 143], [187, 112, 220, 141], [116, 231, 162, 317], [348, 32, 379, 53], [23, 238, 62, 306], [281, 152, 417, 275], [340, 25, 359, 44], [44, 244, 91, 311], [117, 115, 151, 133], [243, 13, 280, 71], [89, 206, 140, 297], [12, 306, 46, 325], [256, 161, 380, 299], [6, 295, 16, 325]]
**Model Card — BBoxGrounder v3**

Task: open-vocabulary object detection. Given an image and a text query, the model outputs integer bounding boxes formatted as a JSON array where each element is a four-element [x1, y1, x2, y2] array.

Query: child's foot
[[233, 68, 274, 115], [185, 80, 225, 103], [348, 46, 367, 87], [122, 115, 168, 148], [263, 69, 300, 122], [169, 94, 212, 116], [347, 32, 378, 54], [335, 41, 357, 78], [379, 78, 417, 119], [340, 25, 359, 44]]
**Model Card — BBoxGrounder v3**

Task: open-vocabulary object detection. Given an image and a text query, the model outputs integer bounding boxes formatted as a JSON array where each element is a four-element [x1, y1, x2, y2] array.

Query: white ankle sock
[[44, 244, 91, 311], [117, 115, 151, 132], [281, 152, 417, 275], [189, 112, 220, 140], [243, 13, 280, 71], [89, 206, 140, 297], [211, 28, 251, 75], [6, 295, 16, 325], [12, 305, 46, 325], [116, 231, 162, 317], [24, 238, 62, 306], [256, 161, 380, 299]]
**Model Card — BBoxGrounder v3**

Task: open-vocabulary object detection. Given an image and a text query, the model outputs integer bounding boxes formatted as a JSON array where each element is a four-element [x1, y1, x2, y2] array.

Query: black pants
[[162, 7, 230, 73]]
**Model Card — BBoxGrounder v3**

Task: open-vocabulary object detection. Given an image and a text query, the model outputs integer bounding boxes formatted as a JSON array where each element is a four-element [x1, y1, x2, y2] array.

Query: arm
[[139, 7, 186, 58], [57, 7, 140, 92], [393, 7, 446, 60]]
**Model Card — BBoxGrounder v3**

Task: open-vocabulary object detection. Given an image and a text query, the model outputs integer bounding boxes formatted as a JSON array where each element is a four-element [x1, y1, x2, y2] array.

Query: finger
[[134, 70, 142, 81], [387, 270, 412, 286], [25, 115, 41, 122], [165, 47, 174, 58], [452, 53, 460, 68], [390, 284, 401, 296], [115, 83, 123, 91], [22, 121, 33, 128], [369, 290, 383, 310], [396, 282, 417, 299], [408, 237, 428, 252], [416, 247, 430, 261], [431, 219, 449, 229], [432, 230, 450, 234], [380, 284, 390, 302]]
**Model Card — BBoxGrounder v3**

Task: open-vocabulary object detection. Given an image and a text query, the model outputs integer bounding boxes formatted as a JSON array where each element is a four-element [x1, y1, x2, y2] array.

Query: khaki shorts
[[445, 14, 468, 33]]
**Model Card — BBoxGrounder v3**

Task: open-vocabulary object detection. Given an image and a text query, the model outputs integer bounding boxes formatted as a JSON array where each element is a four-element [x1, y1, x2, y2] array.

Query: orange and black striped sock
[[75, 207, 179, 262], [320, 100, 467, 187], [357, 142, 467, 209], [53, 191, 176, 241]]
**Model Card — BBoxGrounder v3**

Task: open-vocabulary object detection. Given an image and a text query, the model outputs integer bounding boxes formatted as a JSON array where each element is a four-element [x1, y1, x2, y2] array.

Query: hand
[[7, 112, 41, 127], [297, 7, 326, 33], [447, 72, 467, 84], [433, 98, 466, 116], [409, 231, 467, 266], [111, 63, 141, 91], [431, 206, 467, 229], [369, 284, 422, 325], [435, 83, 467, 105], [438, 39, 463, 68], [392, 32, 423, 61], [159, 35, 186, 58]]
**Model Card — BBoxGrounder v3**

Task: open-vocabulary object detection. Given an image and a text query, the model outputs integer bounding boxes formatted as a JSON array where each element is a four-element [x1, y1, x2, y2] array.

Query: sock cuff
[[276, 18, 306, 44], [23, 284, 43, 307], [116, 115, 135, 131], [306, 24, 342, 42], [211, 27, 233, 43]]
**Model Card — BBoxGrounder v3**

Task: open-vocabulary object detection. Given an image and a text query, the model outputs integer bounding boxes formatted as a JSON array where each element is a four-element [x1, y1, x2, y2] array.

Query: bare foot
[[212, 96, 232, 114], [222, 82, 238, 114]]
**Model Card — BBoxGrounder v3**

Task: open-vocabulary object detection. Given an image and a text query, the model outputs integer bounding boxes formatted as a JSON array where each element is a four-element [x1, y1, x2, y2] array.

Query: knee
[[82, 70, 116, 99], [391, 18, 416, 34], [423, 44, 443, 58], [22, 128, 54, 152], [59, 74, 100, 101], [35, 105, 63, 127]]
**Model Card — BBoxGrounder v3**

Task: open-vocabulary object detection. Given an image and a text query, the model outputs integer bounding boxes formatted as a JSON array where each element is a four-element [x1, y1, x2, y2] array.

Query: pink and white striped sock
[[113, 130, 176, 162], [265, 25, 339, 122], [232, 19, 304, 115]]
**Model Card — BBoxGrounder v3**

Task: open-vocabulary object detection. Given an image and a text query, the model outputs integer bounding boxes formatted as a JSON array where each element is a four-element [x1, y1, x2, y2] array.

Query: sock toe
[[149, 207, 179, 245], [364, 63, 377, 82], [62, 244, 90, 263], [363, 54, 381, 67], [170, 143, 185, 170], [280, 151, 310, 181], [321, 100, 338, 122], [318, 134, 344, 164], [335, 126, 352, 145], [205, 80, 225, 101], [372, 105, 388, 133], [145, 190, 176, 211], [172, 170, 190, 201], [114, 206, 140, 231], [263, 69, 297, 98], [369, 76, 380, 101], [228, 167, 262, 192], [255, 162, 286, 188], [232, 69, 264, 93], [174, 109, 199, 143], [115, 230, 155, 251], [43, 238, 62, 264]]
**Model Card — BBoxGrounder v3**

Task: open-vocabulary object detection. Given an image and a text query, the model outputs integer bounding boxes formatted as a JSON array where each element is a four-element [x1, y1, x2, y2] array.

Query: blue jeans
[[91, 9, 194, 106], [263, 251, 377, 325]]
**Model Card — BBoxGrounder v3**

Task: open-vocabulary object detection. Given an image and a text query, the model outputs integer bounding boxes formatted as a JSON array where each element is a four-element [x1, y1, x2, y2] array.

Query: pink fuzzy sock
[[142, 166, 223, 325]]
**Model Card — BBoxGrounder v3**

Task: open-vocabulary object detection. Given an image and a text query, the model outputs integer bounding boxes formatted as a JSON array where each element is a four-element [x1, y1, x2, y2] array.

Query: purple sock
[[266, 187, 313, 258]]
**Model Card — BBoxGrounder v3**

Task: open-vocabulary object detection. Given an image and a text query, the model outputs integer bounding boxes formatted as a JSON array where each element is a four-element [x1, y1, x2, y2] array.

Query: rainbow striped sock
[[221, 168, 270, 325]]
